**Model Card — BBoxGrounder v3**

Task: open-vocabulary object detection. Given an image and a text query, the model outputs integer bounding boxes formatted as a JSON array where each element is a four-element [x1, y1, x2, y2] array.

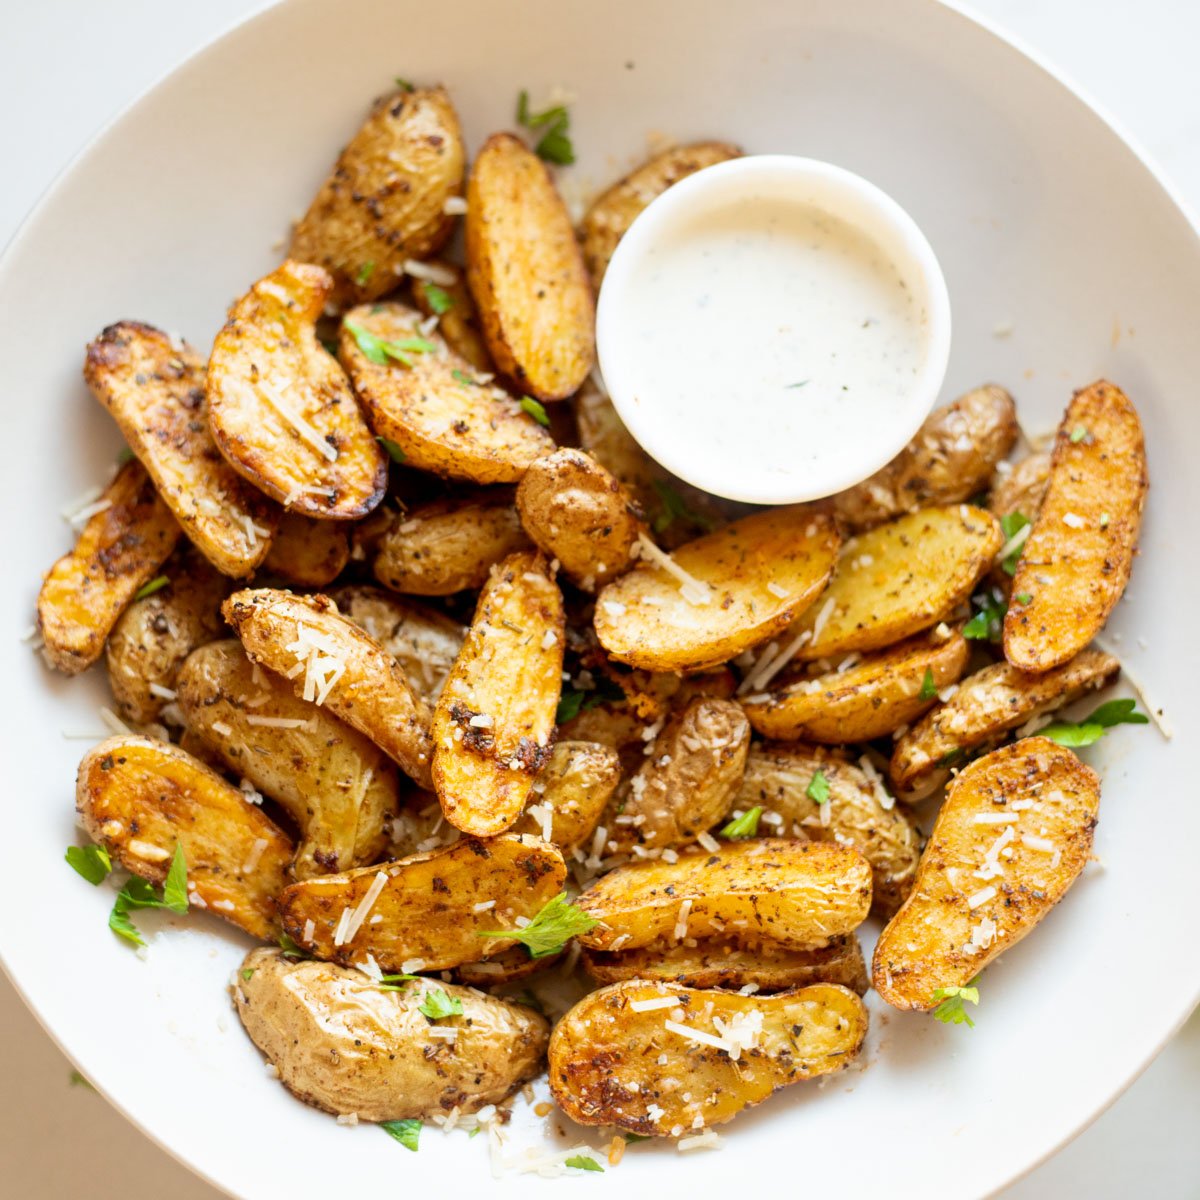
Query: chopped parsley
[[565, 1155, 604, 1172], [393, 77, 415, 93], [354, 260, 376, 286], [556, 677, 625, 724], [278, 932, 310, 959], [999, 511, 1031, 576], [932, 979, 980, 1027], [520, 396, 551, 427], [116, 446, 135, 466], [651, 480, 716, 535], [963, 589, 1008, 642], [918, 668, 938, 702], [720, 806, 763, 839], [623, 1133, 651, 1144], [451, 368, 477, 386], [417, 987, 464, 1020], [516, 89, 575, 164], [376, 972, 420, 993], [240, 968, 256, 981], [66, 843, 111, 885], [134, 575, 169, 601], [477, 892, 597, 958], [381, 1118, 421, 1151], [344, 319, 435, 367], [377, 437, 407, 464], [938, 747, 966, 768], [806, 769, 830, 806], [1014, 592, 1033, 605], [1039, 698, 1148, 748], [1069, 424, 1089, 444], [108, 844, 189, 947], [422, 282, 454, 314], [69, 1070, 95, 1090], [785, 380, 809, 389]]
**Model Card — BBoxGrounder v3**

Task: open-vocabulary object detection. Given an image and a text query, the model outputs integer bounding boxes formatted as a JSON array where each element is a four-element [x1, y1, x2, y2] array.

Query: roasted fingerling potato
[[261, 513, 350, 587], [410, 264, 494, 371], [513, 740, 622, 853], [989, 451, 1051, 525]]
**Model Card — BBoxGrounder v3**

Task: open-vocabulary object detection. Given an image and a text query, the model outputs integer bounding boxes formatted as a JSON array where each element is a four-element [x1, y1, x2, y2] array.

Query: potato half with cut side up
[[874, 737, 1101, 1010], [787, 505, 1003, 662], [466, 133, 595, 401], [235, 949, 548, 1121], [410, 264, 493, 371], [39, 460, 181, 674], [76, 735, 293, 940], [261, 513, 350, 587], [577, 840, 872, 952], [222, 588, 434, 788], [549, 980, 867, 1136], [206, 260, 388, 519], [1004, 380, 1147, 672], [593, 508, 841, 673], [84, 321, 279, 576], [432, 552, 564, 836], [277, 833, 565, 972], [888, 648, 1120, 801], [512, 740, 622, 853]]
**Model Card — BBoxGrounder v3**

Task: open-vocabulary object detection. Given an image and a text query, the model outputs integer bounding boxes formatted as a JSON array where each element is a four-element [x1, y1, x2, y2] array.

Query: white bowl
[[597, 155, 952, 504], [0, 1, 1197, 1198]]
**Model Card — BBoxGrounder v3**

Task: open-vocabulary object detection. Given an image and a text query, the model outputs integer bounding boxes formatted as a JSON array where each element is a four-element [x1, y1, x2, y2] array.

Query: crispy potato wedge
[[278, 833, 565, 971], [608, 698, 750, 852], [455, 945, 563, 988], [513, 740, 622, 853], [577, 840, 872, 952], [465, 133, 594, 401], [594, 509, 841, 673], [825, 385, 1018, 531], [372, 491, 531, 595], [788, 505, 1002, 662], [39, 461, 181, 674], [76, 735, 293, 939], [732, 745, 921, 918], [516, 448, 643, 589], [235, 949, 547, 1120], [106, 550, 228, 725], [742, 628, 969, 743], [261, 513, 350, 587], [888, 648, 1120, 801], [873, 737, 1100, 1009], [432, 552, 564, 836], [329, 585, 464, 704], [580, 141, 742, 289], [223, 588, 434, 787], [989, 451, 1051, 524], [410, 265, 493, 371], [176, 640, 400, 879], [339, 301, 553, 482], [288, 86, 465, 307], [1004, 381, 1147, 672], [84, 321, 279, 576], [207, 261, 388, 519], [549, 980, 867, 1135], [582, 932, 869, 995]]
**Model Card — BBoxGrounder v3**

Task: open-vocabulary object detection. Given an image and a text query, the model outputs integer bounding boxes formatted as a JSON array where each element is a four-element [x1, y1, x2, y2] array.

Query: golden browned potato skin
[[261, 513, 350, 587], [454, 944, 564, 987], [512, 740, 621, 853], [466, 133, 595, 401], [432, 552, 564, 836], [410, 265, 493, 370], [825, 385, 1018, 531], [235, 949, 548, 1120], [288, 86, 465, 307], [732, 745, 921, 918], [223, 588, 434, 787], [39, 461, 181, 674], [176, 640, 399, 879], [105, 550, 229, 725], [581, 933, 869, 995], [278, 834, 565, 972], [549, 981, 867, 1136], [888, 648, 1120, 801], [206, 261, 388, 519], [76, 735, 293, 939], [743, 628, 969, 743], [989, 451, 1051, 524], [577, 840, 872, 952], [874, 737, 1100, 1010], [84, 321, 280, 576], [594, 509, 841, 673], [580, 141, 743, 290], [371, 491, 531, 595], [789, 505, 1003, 662], [516, 448, 643, 589], [1004, 381, 1147, 672]]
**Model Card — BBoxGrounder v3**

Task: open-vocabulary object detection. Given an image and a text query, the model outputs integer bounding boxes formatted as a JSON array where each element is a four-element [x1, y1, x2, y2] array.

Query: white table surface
[[1, 1, 1196, 1196]]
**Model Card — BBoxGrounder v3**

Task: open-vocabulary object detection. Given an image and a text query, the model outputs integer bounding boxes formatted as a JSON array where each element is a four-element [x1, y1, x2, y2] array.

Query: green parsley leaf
[[418, 987, 465, 1020], [319, 335, 339, 356], [377, 437, 407, 464], [938, 747, 966, 767], [651, 480, 716, 534], [556, 690, 585, 723], [377, 972, 419, 993], [806, 769, 830, 806], [1039, 697, 1148, 747], [161, 843, 189, 914], [354, 260, 376, 286], [422, 283, 454, 314], [535, 125, 575, 165], [278, 932, 310, 959], [520, 396, 551, 427], [106, 847, 188, 946], [134, 575, 169, 601], [468, 1125, 482, 1138], [720, 806, 763, 839], [785, 380, 809, 389], [963, 589, 1008, 642], [381, 1118, 421, 1151], [477, 892, 597, 958], [65, 844, 111, 885], [393, 77, 414, 92], [557, 677, 625, 724], [344, 320, 434, 367], [932, 979, 980, 1027], [565, 1155, 604, 1172], [69, 1070, 95, 1090], [1069, 424, 1089, 444], [516, 89, 575, 165], [241, 968, 256, 981], [998, 511, 1031, 576], [108, 902, 145, 947], [918, 668, 937, 702], [116, 446, 135, 466], [623, 1133, 651, 1144], [1014, 592, 1033, 605]]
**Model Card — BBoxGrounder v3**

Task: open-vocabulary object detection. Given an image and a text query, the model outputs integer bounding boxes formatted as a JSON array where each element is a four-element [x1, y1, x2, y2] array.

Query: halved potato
[[455, 944, 563, 988], [512, 740, 622, 853], [549, 980, 867, 1136], [888, 648, 1120, 801], [288, 86, 465, 307], [235, 949, 548, 1120], [39, 461, 181, 674], [465, 133, 594, 401], [278, 833, 565, 972], [410, 264, 493, 371], [207, 260, 388, 518], [384, 791, 460, 859], [593, 509, 841, 672], [788, 505, 1003, 662], [339, 301, 552, 482], [989, 451, 1051, 524], [176, 640, 399, 879], [261, 513, 350, 587], [223, 588, 433, 787], [432, 552, 564, 836], [76, 735, 293, 939], [84, 321, 279, 576], [1005, 381, 1147, 672], [873, 737, 1101, 1010], [580, 141, 742, 289], [577, 840, 872, 952]]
